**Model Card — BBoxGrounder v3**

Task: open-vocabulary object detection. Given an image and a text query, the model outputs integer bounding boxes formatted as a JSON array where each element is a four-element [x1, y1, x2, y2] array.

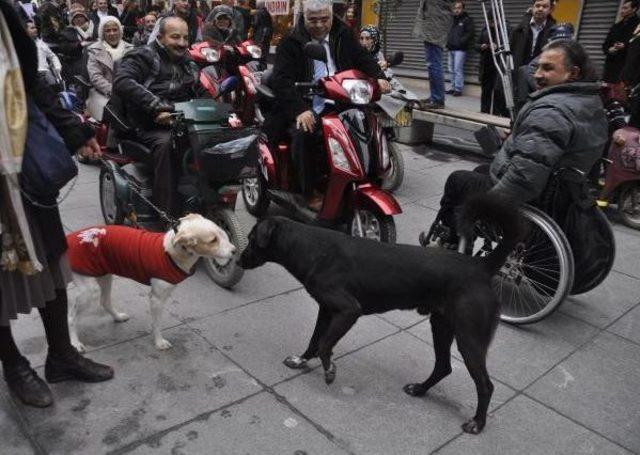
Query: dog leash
[[100, 158, 180, 233]]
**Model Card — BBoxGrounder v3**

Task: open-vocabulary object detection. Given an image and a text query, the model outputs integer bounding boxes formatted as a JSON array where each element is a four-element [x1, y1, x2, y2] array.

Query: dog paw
[[283, 355, 308, 369], [403, 383, 427, 397], [324, 362, 336, 385], [461, 418, 484, 434], [155, 339, 173, 350], [114, 312, 130, 323], [72, 342, 87, 353]]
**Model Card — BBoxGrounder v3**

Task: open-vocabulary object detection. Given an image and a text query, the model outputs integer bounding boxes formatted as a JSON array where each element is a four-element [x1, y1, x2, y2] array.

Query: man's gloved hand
[[154, 101, 175, 113]]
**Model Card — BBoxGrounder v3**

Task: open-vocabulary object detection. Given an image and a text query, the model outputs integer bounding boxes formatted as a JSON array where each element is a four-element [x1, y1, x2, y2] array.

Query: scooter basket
[[195, 127, 259, 183]]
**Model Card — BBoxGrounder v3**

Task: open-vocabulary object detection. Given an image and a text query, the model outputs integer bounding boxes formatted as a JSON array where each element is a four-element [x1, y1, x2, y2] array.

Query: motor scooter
[[241, 43, 402, 243], [598, 100, 640, 230], [189, 39, 262, 126], [99, 79, 257, 288]]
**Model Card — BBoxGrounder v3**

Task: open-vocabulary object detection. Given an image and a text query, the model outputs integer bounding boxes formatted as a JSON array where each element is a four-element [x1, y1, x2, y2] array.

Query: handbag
[[19, 96, 78, 200]]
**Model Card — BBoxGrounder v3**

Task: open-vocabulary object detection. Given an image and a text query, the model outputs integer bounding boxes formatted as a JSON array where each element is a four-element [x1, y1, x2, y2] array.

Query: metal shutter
[[386, 0, 535, 82], [577, 0, 621, 78]]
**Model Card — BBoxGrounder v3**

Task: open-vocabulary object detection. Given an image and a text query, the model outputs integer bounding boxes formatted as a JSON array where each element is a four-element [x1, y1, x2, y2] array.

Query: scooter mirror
[[217, 76, 239, 98], [304, 42, 328, 63], [388, 52, 404, 67], [256, 84, 275, 99]]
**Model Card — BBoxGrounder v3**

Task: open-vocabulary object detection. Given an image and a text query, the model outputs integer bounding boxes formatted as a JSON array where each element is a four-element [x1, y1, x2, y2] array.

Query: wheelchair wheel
[[482, 206, 575, 325]]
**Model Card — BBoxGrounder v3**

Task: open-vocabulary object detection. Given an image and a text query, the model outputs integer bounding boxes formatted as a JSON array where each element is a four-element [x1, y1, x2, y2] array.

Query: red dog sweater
[[66, 226, 190, 285]]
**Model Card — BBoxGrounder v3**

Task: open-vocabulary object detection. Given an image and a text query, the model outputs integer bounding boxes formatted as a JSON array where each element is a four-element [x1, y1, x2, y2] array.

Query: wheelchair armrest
[[103, 104, 132, 134]]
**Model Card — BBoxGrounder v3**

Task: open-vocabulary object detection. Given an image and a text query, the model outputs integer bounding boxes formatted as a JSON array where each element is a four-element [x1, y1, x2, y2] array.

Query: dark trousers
[[437, 166, 493, 241], [290, 126, 322, 197], [0, 289, 74, 366], [480, 70, 497, 114], [136, 129, 178, 216]]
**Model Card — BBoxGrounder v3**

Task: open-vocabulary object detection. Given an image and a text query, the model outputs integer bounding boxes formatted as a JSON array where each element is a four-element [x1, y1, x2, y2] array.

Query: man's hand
[[378, 79, 391, 94], [379, 59, 389, 70], [155, 112, 173, 126], [76, 137, 101, 160], [296, 110, 316, 133]]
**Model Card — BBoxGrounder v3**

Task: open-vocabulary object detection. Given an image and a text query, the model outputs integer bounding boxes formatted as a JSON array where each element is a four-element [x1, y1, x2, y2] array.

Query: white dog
[[66, 214, 235, 351]]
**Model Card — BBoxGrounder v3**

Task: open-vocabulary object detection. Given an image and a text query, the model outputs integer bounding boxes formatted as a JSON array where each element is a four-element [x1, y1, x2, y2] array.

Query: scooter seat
[[118, 140, 153, 165]]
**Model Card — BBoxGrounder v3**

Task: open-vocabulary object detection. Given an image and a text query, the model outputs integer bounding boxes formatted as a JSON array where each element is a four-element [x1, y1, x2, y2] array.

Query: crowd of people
[[413, 0, 640, 121], [0, 0, 637, 413]]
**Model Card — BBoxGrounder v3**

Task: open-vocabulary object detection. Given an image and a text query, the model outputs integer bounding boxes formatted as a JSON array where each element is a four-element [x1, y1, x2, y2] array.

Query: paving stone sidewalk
[[2, 122, 639, 454]]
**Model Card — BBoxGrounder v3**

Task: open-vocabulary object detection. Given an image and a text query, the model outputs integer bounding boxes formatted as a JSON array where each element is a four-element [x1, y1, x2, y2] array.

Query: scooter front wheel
[[242, 175, 270, 217], [203, 208, 247, 289], [99, 165, 125, 225], [349, 210, 397, 244], [382, 140, 405, 192]]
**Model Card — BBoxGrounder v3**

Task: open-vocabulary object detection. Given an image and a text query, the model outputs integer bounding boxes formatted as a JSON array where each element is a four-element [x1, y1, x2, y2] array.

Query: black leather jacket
[[112, 41, 201, 130]]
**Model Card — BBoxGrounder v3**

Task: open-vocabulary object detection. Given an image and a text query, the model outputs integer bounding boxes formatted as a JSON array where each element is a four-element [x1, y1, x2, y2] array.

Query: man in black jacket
[[446, 1, 474, 96], [510, 0, 556, 70], [266, 0, 390, 209], [602, 0, 639, 84], [113, 16, 201, 216], [252, 0, 273, 70], [623, 23, 640, 128]]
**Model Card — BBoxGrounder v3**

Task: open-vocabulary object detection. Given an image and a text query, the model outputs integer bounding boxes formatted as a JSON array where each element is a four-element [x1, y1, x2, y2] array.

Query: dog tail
[[457, 193, 522, 273]]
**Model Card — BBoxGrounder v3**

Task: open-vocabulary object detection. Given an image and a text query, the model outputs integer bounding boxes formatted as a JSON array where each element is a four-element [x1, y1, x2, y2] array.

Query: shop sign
[[265, 0, 290, 15]]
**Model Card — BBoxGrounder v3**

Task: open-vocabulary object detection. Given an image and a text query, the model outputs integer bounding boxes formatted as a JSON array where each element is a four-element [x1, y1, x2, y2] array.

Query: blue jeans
[[424, 42, 445, 104], [448, 50, 467, 92]]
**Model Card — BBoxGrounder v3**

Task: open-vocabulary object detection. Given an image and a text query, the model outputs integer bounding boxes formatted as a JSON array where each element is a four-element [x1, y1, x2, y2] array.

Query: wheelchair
[[424, 169, 616, 325]]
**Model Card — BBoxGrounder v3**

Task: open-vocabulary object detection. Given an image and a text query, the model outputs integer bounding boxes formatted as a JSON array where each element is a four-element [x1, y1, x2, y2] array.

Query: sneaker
[[445, 89, 455, 95], [3, 357, 53, 407], [45, 349, 114, 383], [453, 91, 462, 97]]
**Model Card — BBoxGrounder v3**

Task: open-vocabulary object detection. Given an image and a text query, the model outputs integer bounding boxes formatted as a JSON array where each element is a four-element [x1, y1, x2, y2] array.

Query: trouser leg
[[38, 289, 75, 357], [425, 43, 445, 104], [138, 129, 177, 216], [436, 169, 493, 242], [290, 127, 319, 197]]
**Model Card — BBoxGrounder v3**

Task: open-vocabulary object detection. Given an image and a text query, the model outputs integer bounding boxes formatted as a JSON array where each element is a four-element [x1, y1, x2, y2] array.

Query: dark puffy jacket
[[489, 82, 607, 205], [509, 13, 556, 69], [57, 26, 93, 81], [602, 14, 640, 83], [269, 16, 384, 122], [446, 12, 474, 50], [112, 42, 200, 130]]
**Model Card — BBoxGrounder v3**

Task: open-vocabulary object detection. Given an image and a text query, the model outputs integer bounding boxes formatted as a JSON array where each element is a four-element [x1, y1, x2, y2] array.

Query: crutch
[[479, 0, 516, 123]]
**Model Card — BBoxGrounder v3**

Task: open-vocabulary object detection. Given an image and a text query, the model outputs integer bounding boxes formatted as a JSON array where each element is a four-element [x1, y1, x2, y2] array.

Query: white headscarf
[[99, 16, 127, 61]]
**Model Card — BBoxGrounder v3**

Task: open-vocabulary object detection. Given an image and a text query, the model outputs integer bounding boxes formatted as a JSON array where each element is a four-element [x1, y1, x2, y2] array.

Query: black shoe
[[453, 91, 462, 97], [445, 89, 455, 95], [45, 349, 114, 383], [419, 100, 445, 110], [3, 358, 53, 408]]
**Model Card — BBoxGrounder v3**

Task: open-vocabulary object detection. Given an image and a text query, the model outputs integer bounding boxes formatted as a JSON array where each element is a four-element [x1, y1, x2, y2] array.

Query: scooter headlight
[[201, 47, 220, 62], [341, 79, 373, 105], [246, 45, 262, 59], [328, 137, 352, 172]]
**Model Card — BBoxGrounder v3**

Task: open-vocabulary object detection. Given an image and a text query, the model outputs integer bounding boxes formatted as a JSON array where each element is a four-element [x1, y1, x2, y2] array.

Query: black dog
[[239, 195, 521, 434]]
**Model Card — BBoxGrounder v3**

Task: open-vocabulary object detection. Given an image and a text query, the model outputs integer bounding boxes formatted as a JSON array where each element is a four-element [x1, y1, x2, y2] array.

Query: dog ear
[[173, 231, 198, 248], [255, 219, 276, 249]]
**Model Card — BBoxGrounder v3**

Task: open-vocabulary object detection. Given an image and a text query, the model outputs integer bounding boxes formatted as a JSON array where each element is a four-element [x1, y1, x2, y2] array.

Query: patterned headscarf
[[360, 25, 381, 55]]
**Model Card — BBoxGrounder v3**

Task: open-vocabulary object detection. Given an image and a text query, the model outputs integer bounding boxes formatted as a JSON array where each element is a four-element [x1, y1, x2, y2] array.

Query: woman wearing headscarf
[[86, 15, 132, 121], [57, 7, 95, 83]]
